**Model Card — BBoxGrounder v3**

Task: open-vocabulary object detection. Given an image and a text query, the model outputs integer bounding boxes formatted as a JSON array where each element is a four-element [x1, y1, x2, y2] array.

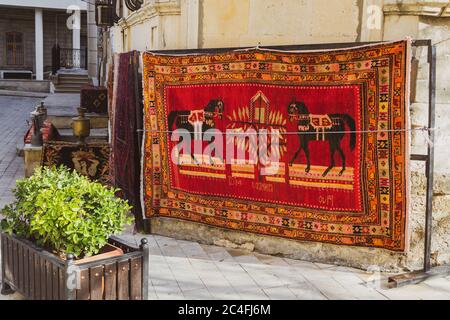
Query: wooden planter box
[[1, 233, 149, 300]]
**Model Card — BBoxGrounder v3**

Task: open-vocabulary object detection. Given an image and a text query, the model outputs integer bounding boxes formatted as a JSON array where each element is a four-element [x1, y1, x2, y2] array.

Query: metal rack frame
[[387, 40, 450, 287]]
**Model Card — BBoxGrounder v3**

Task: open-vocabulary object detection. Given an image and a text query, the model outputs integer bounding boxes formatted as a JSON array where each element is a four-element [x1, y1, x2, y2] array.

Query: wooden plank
[[129, 257, 142, 300], [1, 235, 4, 272], [29, 252, 35, 300], [1, 235, 5, 281], [12, 241, 18, 288], [1, 235, 7, 292], [23, 247, 29, 298], [18, 244, 23, 293], [6, 238, 11, 284], [59, 267, 66, 300], [34, 254, 41, 300], [4, 236, 12, 282], [76, 269, 90, 300], [89, 266, 104, 300], [46, 260, 53, 300], [104, 262, 117, 300], [52, 265, 60, 300], [7, 237, 13, 282], [117, 260, 130, 300], [39, 255, 46, 300]]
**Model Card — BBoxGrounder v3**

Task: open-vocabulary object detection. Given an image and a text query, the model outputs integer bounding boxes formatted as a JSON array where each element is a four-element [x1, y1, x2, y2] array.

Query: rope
[[136, 127, 434, 135]]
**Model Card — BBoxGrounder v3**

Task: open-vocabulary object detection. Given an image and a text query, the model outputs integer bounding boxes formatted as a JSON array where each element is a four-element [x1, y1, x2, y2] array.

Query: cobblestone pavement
[[0, 96, 40, 300], [1, 96, 450, 300], [0, 96, 39, 210]]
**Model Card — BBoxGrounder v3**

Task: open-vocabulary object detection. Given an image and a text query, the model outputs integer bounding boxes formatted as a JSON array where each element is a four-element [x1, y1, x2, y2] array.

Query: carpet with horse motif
[[142, 40, 410, 251]]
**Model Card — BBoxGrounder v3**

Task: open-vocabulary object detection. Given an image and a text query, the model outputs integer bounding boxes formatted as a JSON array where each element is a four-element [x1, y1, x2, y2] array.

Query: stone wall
[[383, 1, 450, 269], [109, 0, 450, 271], [0, 8, 36, 72], [0, 79, 50, 92]]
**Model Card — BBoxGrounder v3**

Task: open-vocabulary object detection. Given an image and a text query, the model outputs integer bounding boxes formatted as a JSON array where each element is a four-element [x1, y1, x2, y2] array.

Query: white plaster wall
[[199, 0, 361, 48]]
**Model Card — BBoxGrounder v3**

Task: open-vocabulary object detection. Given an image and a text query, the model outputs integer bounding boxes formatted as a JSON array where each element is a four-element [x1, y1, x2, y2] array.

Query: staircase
[[53, 72, 92, 94], [43, 93, 109, 142]]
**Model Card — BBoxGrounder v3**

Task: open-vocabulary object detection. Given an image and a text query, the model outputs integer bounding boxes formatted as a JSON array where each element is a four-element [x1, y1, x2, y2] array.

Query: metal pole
[[140, 238, 149, 300], [424, 44, 436, 272]]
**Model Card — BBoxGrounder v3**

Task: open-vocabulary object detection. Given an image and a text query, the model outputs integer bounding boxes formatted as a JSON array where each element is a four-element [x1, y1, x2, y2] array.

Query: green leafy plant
[[1, 166, 133, 258]]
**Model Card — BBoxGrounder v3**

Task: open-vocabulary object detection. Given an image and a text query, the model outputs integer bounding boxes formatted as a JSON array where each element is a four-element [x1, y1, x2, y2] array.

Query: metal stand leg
[[388, 266, 450, 288]]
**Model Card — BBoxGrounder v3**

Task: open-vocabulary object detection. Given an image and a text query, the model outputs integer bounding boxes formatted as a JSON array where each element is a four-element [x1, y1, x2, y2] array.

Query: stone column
[[72, 9, 81, 68], [87, 2, 99, 84], [34, 8, 44, 81]]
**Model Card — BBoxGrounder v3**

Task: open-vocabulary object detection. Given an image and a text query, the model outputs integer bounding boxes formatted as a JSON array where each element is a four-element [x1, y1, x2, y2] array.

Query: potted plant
[[1, 166, 149, 300]]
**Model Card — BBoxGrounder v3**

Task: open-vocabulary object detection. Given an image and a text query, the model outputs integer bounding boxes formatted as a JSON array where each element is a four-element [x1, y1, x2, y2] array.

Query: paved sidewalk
[[118, 233, 450, 300], [0, 96, 40, 209], [1, 95, 450, 300], [43, 93, 79, 116], [0, 96, 39, 301]]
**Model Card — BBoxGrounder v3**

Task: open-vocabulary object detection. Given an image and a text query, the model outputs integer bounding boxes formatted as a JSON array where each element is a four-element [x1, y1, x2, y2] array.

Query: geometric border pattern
[[142, 40, 410, 251]]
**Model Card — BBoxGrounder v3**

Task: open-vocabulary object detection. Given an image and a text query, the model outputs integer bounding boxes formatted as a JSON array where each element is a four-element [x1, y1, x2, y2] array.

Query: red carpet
[[142, 40, 410, 251]]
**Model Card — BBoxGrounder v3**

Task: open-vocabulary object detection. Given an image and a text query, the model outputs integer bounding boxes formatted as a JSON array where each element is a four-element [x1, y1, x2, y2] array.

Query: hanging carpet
[[141, 40, 411, 251]]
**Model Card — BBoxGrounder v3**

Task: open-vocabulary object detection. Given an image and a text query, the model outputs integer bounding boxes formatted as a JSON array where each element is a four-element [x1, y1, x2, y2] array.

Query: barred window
[[6, 32, 24, 66]]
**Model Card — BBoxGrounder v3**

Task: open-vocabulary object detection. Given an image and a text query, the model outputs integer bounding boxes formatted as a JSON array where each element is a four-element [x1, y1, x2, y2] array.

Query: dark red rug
[[111, 51, 144, 230]]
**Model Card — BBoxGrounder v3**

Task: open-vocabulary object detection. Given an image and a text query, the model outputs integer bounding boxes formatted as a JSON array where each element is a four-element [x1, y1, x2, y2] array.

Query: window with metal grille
[[6, 32, 24, 65]]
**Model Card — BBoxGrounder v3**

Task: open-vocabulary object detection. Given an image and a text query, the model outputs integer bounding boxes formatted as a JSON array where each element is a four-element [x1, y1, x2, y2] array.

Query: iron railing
[[52, 45, 87, 73], [60, 48, 87, 69]]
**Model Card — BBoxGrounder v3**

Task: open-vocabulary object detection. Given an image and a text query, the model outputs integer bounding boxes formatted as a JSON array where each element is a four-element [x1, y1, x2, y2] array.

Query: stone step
[[54, 83, 87, 89], [57, 69, 88, 75], [55, 86, 81, 93], [42, 93, 108, 129], [52, 73, 91, 94], [54, 88, 83, 94], [58, 73, 89, 78], [47, 113, 109, 129], [58, 74, 90, 79], [58, 79, 91, 85], [58, 128, 109, 139], [54, 82, 90, 89]]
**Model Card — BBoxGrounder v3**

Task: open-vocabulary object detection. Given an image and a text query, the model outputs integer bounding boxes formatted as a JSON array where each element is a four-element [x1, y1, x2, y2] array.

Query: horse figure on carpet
[[168, 98, 225, 164], [288, 99, 356, 177]]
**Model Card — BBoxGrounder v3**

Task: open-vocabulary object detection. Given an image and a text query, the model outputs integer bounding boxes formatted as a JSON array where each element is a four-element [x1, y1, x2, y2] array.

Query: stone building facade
[[0, 7, 87, 77], [105, 0, 450, 271], [0, 0, 102, 82]]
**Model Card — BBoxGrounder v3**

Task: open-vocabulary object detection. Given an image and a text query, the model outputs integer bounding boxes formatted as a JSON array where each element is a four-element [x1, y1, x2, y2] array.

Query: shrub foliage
[[1, 166, 133, 258]]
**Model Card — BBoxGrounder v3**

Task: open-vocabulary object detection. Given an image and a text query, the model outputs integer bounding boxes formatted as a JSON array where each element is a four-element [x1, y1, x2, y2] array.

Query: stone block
[[23, 144, 42, 177], [383, 15, 419, 40], [410, 102, 450, 173]]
